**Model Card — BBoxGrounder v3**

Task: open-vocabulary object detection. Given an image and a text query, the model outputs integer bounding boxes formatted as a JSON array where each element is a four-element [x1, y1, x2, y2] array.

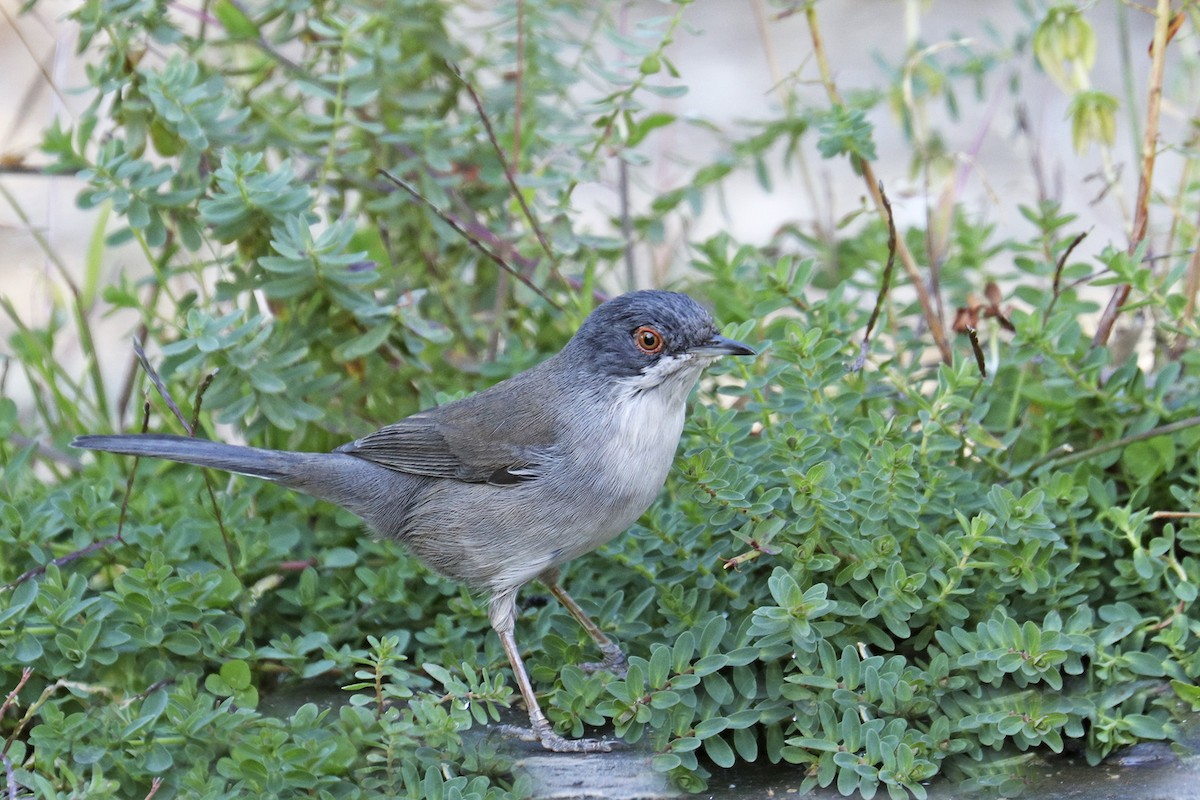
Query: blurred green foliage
[[4, 1, 1200, 799]]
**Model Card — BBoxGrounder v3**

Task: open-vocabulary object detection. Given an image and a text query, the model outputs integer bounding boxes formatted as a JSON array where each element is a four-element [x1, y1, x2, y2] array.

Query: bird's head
[[563, 290, 755, 399]]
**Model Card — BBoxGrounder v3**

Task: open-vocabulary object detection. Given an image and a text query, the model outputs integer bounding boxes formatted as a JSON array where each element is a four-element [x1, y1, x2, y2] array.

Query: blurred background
[[0, 1, 1176, 414]]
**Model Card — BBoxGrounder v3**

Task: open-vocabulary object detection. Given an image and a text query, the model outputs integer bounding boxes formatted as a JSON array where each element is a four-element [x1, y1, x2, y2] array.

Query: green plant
[[4, 0, 1200, 798]]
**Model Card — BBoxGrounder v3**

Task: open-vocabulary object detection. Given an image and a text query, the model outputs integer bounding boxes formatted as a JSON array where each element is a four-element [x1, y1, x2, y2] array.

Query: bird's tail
[[72, 433, 302, 483], [72, 432, 413, 526]]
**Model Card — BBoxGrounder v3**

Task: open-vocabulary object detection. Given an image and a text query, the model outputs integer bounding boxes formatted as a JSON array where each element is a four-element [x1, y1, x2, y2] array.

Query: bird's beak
[[688, 334, 756, 357]]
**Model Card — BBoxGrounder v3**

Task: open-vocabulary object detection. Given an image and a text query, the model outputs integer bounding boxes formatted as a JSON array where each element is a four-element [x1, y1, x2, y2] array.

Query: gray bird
[[73, 290, 755, 752]]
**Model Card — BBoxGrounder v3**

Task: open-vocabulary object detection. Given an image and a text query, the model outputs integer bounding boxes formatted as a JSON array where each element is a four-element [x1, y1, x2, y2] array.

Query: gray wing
[[334, 368, 563, 486], [335, 417, 553, 485]]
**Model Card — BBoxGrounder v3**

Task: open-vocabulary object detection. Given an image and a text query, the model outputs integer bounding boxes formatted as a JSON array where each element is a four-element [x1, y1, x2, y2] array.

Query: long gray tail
[[72, 433, 413, 526], [72, 434, 304, 483]]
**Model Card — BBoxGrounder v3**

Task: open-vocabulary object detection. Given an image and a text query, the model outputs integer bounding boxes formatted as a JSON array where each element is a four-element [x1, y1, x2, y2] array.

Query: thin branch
[[616, 6, 636, 289], [2, 679, 113, 759], [1036, 414, 1200, 473], [117, 321, 151, 428], [225, 0, 304, 75], [181, 374, 239, 577], [123, 678, 177, 708], [803, 1, 952, 364], [1043, 230, 1089, 322], [1169, 203, 1200, 359], [618, 153, 635, 290], [5, 401, 150, 603], [133, 337, 192, 435], [382, 145, 605, 304], [850, 181, 897, 372], [4, 434, 82, 469], [189, 371, 217, 439], [1092, 0, 1171, 348], [750, 0, 785, 93], [0, 180, 110, 424], [446, 61, 521, 356], [114, 400, 153, 543], [965, 328, 986, 378], [0, 4, 74, 125], [378, 169, 563, 310], [1052, 231, 1089, 299], [200, 462, 237, 575], [447, 60, 556, 265], [1016, 104, 1057, 213], [2, 536, 122, 592], [0, 669, 32, 722]]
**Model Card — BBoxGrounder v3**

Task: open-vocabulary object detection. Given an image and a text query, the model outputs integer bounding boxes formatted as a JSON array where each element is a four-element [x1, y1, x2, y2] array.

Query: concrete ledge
[[514, 751, 677, 800], [507, 729, 1200, 800]]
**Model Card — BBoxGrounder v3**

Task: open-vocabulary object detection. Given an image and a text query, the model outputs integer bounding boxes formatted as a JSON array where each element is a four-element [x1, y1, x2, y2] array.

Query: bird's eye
[[633, 325, 665, 354]]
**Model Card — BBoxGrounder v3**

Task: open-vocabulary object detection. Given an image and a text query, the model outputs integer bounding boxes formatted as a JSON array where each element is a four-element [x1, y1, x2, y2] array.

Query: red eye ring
[[633, 325, 665, 354]]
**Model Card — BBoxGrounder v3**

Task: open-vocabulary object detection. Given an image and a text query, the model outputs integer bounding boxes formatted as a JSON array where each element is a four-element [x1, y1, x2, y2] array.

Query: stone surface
[[510, 724, 1200, 800], [515, 751, 678, 800]]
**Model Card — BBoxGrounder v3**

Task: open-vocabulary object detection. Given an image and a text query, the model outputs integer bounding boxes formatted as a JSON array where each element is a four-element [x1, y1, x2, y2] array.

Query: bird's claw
[[579, 643, 628, 678], [539, 730, 613, 753], [500, 723, 613, 753]]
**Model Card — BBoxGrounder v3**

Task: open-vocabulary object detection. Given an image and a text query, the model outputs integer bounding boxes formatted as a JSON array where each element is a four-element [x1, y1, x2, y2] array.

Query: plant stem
[[802, 1, 953, 365], [1092, 0, 1171, 348], [1039, 414, 1200, 472]]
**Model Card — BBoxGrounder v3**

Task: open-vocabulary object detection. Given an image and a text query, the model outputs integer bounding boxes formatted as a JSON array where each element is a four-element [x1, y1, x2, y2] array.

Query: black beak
[[688, 334, 756, 357]]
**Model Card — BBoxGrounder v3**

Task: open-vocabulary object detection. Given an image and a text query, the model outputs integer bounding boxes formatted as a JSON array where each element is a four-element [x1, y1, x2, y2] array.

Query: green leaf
[[212, 0, 261, 39], [1121, 435, 1176, 482], [694, 717, 729, 738], [1171, 680, 1200, 710], [1122, 651, 1165, 677], [333, 322, 394, 361], [648, 645, 671, 689], [322, 547, 359, 568], [816, 106, 877, 164], [704, 735, 736, 768], [627, 112, 676, 148], [1122, 714, 1168, 740], [219, 659, 252, 690], [651, 753, 681, 772]]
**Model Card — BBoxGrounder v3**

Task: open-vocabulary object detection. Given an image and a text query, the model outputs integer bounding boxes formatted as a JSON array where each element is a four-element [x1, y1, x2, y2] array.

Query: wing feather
[[334, 365, 563, 485]]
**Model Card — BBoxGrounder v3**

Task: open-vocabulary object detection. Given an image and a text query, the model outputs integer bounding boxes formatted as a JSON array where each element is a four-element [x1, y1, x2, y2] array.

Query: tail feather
[[72, 434, 298, 482], [73, 432, 423, 529]]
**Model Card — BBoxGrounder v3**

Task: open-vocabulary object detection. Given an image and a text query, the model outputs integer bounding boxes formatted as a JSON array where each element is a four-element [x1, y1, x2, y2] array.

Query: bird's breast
[[570, 382, 688, 536]]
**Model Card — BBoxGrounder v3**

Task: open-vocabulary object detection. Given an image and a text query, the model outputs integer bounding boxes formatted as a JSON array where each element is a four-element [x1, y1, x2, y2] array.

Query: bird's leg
[[489, 591, 611, 753], [538, 570, 628, 678]]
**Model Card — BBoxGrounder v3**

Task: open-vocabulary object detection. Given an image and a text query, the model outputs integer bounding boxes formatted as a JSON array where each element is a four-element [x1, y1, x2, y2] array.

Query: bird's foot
[[579, 643, 628, 678], [499, 723, 613, 753], [538, 730, 613, 753]]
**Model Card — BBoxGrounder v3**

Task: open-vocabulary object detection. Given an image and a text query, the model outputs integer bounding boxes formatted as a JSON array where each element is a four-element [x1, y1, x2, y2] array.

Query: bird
[[73, 289, 755, 752]]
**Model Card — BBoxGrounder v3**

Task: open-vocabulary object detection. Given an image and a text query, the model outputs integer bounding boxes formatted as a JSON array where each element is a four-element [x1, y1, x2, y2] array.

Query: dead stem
[[1092, 0, 1171, 348], [850, 182, 898, 373], [1169, 204, 1200, 359], [802, 1, 952, 365]]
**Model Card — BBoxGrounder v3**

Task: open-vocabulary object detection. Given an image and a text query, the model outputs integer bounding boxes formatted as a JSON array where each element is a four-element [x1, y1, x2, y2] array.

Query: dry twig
[[803, 2, 952, 365], [1092, 0, 1172, 348], [850, 182, 898, 373]]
